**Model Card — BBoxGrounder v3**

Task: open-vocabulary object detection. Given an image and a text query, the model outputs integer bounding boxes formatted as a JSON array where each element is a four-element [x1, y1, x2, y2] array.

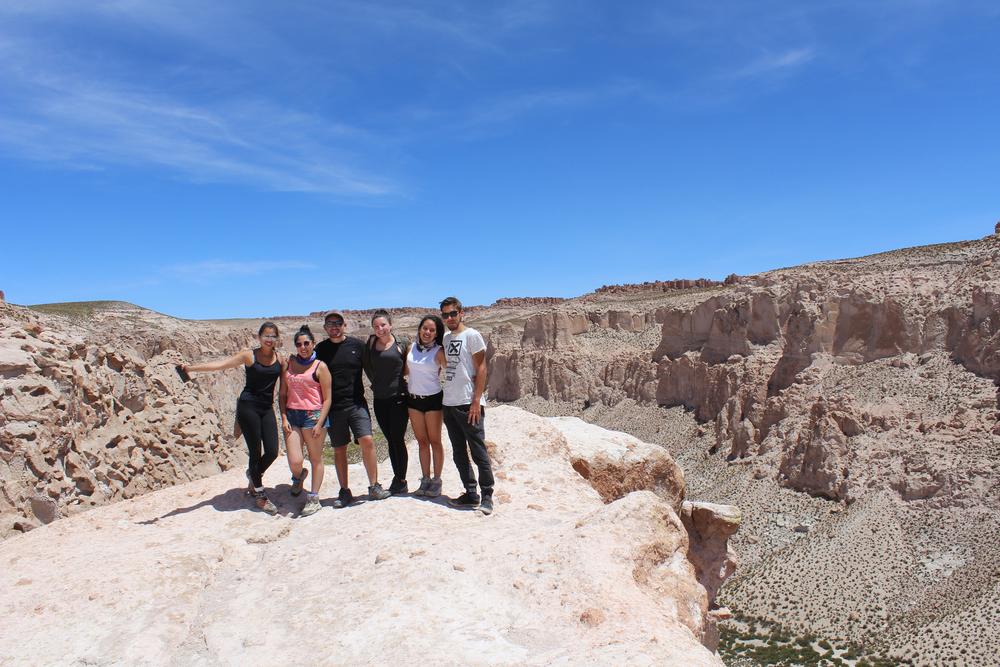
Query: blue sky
[[1, 1, 998, 319]]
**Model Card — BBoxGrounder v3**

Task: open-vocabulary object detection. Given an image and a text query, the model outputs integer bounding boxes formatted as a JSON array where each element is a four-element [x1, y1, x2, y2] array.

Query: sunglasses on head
[[441, 310, 460, 319]]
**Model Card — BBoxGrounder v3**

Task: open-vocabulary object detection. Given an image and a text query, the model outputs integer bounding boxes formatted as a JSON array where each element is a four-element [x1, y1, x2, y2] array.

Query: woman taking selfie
[[180, 322, 286, 514]]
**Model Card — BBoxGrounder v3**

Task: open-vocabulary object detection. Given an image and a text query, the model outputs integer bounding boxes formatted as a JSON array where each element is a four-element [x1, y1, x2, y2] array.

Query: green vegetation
[[321, 430, 389, 465], [719, 618, 908, 667]]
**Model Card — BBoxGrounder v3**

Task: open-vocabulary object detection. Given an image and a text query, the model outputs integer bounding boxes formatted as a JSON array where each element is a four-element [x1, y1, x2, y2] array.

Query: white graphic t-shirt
[[442, 327, 487, 407]]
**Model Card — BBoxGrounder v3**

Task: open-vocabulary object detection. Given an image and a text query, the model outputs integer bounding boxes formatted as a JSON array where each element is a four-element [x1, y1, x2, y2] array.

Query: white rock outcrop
[[0, 406, 732, 666]]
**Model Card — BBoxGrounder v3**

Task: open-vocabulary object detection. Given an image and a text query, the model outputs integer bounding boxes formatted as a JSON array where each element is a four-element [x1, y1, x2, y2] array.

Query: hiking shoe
[[425, 477, 442, 498], [413, 477, 431, 496], [332, 488, 354, 509], [388, 478, 408, 495], [368, 483, 390, 501], [300, 495, 321, 517], [448, 492, 480, 509], [254, 491, 278, 515], [290, 468, 309, 497], [479, 496, 494, 516]]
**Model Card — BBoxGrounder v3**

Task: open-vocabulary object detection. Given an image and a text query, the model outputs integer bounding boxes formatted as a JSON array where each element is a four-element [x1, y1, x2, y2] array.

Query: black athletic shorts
[[327, 403, 373, 447], [407, 391, 443, 413]]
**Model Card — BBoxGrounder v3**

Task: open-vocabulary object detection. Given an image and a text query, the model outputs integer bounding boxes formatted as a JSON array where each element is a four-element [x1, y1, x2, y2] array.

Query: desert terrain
[[0, 298, 736, 665], [0, 406, 735, 666], [478, 227, 1000, 666], [2, 226, 998, 665]]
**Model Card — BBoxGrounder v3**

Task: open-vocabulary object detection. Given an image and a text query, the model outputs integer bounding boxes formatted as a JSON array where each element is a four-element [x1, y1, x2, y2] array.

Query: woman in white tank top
[[406, 315, 447, 497]]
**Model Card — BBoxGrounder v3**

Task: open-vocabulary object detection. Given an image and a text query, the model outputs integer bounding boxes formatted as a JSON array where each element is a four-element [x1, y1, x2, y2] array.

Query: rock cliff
[[482, 232, 1000, 664], [0, 406, 734, 666], [0, 302, 254, 536]]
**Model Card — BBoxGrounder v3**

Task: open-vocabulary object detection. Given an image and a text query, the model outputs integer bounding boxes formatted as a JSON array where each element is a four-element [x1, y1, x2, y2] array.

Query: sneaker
[[300, 495, 321, 517], [388, 478, 408, 495], [290, 468, 309, 497], [413, 477, 431, 497], [425, 477, 442, 498], [479, 496, 494, 516], [332, 488, 354, 509], [254, 491, 278, 515], [368, 483, 390, 501], [448, 492, 480, 509]]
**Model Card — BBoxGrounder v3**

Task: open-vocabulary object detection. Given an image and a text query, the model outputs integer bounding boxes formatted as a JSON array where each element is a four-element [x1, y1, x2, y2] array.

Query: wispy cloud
[[165, 260, 319, 278], [0, 7, 397, 196], [731, 48, 816, 78]]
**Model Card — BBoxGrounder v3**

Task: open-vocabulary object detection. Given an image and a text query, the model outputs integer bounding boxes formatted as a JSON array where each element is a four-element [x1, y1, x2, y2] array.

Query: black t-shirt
[[370, 341, 406, 400], [315, 336, 366, 410]]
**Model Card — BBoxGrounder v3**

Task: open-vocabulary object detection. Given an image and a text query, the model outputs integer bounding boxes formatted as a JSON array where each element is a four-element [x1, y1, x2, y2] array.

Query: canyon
[[2, 227, 998, 665]]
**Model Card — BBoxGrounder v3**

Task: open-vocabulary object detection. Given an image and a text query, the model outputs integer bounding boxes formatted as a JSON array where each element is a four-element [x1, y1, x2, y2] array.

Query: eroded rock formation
[[481, 230, 1000, 664], [487, 236, 1000, 505], [0, 406, 733, 665], [0, 302, 253, 536]]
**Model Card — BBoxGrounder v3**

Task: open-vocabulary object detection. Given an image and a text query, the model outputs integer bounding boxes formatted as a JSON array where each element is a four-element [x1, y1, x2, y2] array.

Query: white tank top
[[407, 344, 442, 396]]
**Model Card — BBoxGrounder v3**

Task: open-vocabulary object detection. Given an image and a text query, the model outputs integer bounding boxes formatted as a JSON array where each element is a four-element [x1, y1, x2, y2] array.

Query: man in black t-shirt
[[314, 312, 390, 505]]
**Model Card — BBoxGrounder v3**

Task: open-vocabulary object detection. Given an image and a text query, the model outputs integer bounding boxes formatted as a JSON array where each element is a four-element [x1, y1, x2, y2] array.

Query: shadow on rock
[[137, 487, 257, 524]]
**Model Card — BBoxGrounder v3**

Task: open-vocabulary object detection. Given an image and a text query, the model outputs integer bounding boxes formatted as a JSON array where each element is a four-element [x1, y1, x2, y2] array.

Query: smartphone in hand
[[175, 365, 191, 383]]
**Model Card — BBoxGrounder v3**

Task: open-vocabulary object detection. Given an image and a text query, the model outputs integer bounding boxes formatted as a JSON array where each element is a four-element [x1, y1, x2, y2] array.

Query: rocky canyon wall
[[487, 236, 1000, 506], [0, 302, 255, 537]]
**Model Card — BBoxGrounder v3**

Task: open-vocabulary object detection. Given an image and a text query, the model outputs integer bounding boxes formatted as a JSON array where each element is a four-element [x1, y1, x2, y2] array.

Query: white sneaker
[[300, 495, 321, 517]]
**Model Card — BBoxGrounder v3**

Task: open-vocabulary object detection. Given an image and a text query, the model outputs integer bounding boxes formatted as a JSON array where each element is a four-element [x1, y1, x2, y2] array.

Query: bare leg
[[425, 409, 445, 478], [359, 434, 378, 484], [286, 428, 305, 479], [409, 408, 431, 479], [303, 429, 325, 495], [334, 446, 349, 489]]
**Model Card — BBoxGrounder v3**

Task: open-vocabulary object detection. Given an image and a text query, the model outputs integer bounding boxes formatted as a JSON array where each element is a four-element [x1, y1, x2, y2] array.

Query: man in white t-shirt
[[440, 296, 495, 515]]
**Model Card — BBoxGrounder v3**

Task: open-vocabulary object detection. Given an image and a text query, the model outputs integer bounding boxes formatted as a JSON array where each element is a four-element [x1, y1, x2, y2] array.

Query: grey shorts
[[327, 403, 373, 447]]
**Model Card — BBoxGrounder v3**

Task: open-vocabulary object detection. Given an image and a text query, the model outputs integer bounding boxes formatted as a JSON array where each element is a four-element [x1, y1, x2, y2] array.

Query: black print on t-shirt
[[445, 339, 462, 381]]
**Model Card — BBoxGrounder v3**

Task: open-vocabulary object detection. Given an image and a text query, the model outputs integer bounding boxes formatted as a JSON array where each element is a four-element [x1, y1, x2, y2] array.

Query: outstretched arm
[[182, 349, 253, 374]]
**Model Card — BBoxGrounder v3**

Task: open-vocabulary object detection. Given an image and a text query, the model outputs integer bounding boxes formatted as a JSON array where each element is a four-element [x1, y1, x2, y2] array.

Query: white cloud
[[165, 260, 319, 278], [0, 8, 397, 196], [732, 48, 816, 78]]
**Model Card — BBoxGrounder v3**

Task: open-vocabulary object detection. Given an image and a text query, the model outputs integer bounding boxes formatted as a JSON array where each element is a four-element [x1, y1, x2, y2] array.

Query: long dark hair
[[417, 315, 444, 348]]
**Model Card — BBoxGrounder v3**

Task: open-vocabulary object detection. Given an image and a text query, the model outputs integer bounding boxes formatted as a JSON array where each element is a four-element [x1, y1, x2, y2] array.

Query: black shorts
[[327, 403, 373, 447], [407, 391, 443, 413]]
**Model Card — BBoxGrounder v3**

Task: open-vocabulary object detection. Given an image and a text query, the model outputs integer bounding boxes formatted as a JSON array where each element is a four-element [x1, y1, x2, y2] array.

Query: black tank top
[[238, 350, 281, 405]]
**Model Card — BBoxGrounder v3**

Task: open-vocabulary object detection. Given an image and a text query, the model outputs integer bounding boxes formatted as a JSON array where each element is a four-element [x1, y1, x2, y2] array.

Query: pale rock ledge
[[0, 405, 734, 666]]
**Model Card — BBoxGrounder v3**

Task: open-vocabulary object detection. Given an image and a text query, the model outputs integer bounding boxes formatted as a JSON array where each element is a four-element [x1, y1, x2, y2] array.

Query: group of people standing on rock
[[179, 296, 495, 517]]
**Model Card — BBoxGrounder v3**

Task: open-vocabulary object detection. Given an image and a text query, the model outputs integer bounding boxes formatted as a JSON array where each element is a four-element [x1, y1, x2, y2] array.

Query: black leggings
[[236, 400, 279, 488], [374, 396, 409, 482]]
